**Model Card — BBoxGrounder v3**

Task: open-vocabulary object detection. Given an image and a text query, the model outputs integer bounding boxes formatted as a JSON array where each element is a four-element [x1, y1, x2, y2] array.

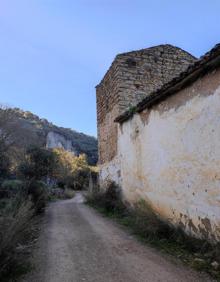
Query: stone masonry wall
[[96, 60, 121, 164], [116, 45, 196, 109], [96, 44, 196, 165]]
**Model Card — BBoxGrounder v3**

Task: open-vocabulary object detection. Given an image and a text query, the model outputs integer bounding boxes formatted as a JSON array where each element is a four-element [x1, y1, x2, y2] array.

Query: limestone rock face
[[0, 107, 98, 165], [46, 131, 77, 155]]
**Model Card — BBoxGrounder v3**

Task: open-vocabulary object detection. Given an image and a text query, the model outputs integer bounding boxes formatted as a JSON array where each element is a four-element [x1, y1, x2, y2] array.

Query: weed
[[64, 188, 75, 199], [0, 197, 34, 280], [86, 182, 220, 280]]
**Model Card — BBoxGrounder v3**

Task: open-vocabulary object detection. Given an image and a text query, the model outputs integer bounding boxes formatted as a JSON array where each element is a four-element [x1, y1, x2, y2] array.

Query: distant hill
[[3, 108, 98, 165]]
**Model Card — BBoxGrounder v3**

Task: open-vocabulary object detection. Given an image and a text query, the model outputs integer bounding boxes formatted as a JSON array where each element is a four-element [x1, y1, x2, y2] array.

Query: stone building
[[96, 43, 220, 242], [96, 45, 196, 165]]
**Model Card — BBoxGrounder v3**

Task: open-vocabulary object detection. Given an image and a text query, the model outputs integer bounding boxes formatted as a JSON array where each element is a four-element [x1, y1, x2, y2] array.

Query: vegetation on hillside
[[0, 107, 98, 165], [53, 148, 90, 190], [0, 106, 98, 281]]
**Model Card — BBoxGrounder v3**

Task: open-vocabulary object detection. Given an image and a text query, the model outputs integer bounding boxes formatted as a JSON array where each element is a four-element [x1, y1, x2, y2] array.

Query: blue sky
[[0, 0, 219, 136]]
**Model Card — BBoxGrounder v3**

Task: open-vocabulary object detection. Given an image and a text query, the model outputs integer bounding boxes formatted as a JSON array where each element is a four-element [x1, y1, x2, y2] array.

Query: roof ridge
[[96, 43, 196, 88], [116, 44, 196, 59]]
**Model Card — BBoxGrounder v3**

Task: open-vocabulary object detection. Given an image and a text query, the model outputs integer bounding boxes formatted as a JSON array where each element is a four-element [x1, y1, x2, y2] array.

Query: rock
[[0, 108, 98, 165], [211, 261, 219, 270]]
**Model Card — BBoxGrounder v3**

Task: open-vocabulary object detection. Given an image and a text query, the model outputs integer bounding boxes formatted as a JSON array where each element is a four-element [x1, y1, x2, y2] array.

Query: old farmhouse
[[96, 44, 220, 242]]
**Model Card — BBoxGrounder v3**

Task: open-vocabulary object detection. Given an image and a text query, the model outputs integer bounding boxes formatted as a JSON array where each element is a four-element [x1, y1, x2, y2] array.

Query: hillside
[[4, 107, 98, 165]]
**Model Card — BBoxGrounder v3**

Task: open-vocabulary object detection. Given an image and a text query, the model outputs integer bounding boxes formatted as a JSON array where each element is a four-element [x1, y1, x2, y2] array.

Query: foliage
[[86, 182, 220, 279], [48, 187, 76, 201], [63, 188, 75, 199], [0, 180, 25, 199], [18, 146, 57, 181], [3, 107, 98, 165], [86, 181, 126, 214], [27, 181, 48, 214], [0, 195, 34, 280], [0, 108, 13, 177], [0, 106, 98, 280], [1, 179, 48, 214], [53, 148, 91, 190], [0, 106, 40, 175], [1, 180, 24, 192], [0, 152, 10, 179], [0, 107, 17, 149]]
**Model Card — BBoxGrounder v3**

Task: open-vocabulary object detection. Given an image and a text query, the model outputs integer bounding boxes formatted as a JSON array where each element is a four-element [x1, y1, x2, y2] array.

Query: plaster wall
[[105, 69, 220, 242], [99, 155, 121, 188]]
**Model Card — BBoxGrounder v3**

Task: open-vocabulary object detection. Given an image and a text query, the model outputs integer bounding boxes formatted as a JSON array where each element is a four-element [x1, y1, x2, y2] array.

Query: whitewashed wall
[[99, 156, 121, 188], [100, 69, 220, 242]]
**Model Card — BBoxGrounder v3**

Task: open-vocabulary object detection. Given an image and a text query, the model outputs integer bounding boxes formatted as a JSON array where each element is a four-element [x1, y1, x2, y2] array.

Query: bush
[[48, 187, 76, 201], [48, 187, 64, 201], [28, 181, 48, 214], [0, 152, 10, 179], [0, 199, 10, 213], [87, 182, 220, 279], [87, 182, 174, 240], [18, 146, 57, 181], [0, 197, 34, 279], [131, 200, 173, 240], [0, 180, 48, 214], [63, 188, 75, 199], [86, 181, 126, 214], [53, 148, 91, 190], [1, 180, 24, 196], [1, 180, 24, 191]]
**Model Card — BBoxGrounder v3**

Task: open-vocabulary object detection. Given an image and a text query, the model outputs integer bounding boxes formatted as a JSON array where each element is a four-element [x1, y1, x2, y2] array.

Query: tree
[[0, 151, 10, 179], [53, 148, 90, 190], [18, 146, 57, 181], [0, 106, 39, 175], [0, 107, 16, 178]]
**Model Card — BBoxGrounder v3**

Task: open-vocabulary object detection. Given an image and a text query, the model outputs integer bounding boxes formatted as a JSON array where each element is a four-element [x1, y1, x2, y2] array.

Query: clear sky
[[0, 0, 219, 136]]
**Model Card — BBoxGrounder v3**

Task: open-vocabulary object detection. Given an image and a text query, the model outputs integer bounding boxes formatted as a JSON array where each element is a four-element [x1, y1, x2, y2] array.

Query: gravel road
[[21, 192, 213, 282]]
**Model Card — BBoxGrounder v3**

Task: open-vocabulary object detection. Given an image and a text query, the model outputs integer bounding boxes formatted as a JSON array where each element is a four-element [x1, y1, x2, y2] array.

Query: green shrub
[[53, 149, 91, 190], [0, 151, 10, 179], [1, 180, 24, 192], [28, 181, 48, 214], [87, 183, 220, 279], [131, 200, 173, 240], [0, 180, 48, 214], [0, 180, 25, 199], [64, 188, 75, 199], [86, 181, 126, 214], [0, 199, 10, 213], [0, 197, 34, 280], [18, 146, 57, 181]]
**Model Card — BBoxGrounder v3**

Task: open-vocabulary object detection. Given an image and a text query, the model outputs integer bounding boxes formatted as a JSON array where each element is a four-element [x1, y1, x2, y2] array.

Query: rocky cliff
[[3, 108, 98, 165]]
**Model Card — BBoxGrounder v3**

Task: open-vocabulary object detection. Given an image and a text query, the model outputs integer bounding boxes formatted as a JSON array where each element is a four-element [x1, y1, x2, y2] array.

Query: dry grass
[[0, 197, 34, 280], [86, 182, 220, 280]]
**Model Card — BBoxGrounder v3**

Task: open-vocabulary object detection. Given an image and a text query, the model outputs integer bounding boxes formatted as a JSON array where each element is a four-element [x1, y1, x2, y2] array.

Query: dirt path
[[21, 192, 213, 282]]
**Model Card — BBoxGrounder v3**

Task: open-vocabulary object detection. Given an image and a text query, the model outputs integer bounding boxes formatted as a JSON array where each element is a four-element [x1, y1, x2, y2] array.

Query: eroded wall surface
[[110, 69, 220, 242], [99, 156, 121, 188]]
